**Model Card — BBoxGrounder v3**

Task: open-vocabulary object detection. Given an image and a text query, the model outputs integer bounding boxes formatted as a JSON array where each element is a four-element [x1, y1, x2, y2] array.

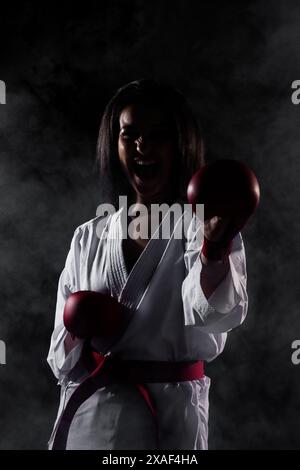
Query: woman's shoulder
[[72, 207, 123, 245], [73, 213, 112, 240]]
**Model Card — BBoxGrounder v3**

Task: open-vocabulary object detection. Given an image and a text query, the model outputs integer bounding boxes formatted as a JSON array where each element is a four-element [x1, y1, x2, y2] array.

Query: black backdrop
[[0, 0, 299, 450]]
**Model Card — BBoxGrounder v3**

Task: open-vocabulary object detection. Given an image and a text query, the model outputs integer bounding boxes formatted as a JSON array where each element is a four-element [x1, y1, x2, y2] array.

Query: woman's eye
[[150, 130, 170, 142], [152, 131, 164, 139], [120, 132, 135, 141]]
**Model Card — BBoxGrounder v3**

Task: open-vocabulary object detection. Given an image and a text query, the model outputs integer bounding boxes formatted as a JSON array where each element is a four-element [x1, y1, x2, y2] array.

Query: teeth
[[134, 160, 156, 166]]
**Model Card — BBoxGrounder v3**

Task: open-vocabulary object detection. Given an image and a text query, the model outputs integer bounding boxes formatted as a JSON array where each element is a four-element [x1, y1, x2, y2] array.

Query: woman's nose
[[135, 136, 147, 155]]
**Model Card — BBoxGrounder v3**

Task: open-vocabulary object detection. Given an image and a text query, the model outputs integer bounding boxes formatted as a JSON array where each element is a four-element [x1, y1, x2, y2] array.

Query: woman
[[47, 79, 248, 450]]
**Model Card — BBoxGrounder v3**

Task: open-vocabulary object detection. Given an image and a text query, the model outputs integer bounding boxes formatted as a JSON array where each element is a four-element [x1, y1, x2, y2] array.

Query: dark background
[[0, 0, 299, 450]]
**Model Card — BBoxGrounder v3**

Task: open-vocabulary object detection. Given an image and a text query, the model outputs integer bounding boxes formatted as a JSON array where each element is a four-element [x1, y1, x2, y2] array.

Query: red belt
[[52, 346, 204, 450]]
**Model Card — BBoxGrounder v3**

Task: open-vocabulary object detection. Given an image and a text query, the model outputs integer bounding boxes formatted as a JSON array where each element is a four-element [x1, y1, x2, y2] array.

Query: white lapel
[[106, 205, 185, 310], [106, 209, 128, 299]]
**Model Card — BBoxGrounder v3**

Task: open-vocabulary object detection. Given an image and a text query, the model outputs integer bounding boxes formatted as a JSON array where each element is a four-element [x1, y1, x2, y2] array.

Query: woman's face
[[118, 102, 177, 205]]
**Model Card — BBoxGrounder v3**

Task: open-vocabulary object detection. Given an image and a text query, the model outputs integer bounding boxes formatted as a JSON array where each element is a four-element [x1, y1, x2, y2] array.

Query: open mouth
[[132, 159, 159, 180]]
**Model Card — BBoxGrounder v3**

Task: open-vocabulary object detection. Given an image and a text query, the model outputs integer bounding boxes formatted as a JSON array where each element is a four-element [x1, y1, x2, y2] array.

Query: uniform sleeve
[[182, 218, 248, 334], [47, 227, 84, 382]]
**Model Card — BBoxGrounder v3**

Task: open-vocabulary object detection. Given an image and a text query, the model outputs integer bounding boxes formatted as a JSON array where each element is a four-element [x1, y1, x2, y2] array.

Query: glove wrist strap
[[202, 237, 232, 262]]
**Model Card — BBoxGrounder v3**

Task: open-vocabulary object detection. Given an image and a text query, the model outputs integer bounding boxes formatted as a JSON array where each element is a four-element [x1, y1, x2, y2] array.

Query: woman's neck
[[135, 190, 179, 209]]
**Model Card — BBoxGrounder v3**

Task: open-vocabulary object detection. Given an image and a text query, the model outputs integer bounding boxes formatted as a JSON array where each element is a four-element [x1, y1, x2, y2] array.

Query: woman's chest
[[122, 237, 148, 275]]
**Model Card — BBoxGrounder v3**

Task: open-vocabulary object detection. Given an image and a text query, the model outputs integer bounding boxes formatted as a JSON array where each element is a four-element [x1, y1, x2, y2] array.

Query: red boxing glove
[[63, 291, 130, 339], [187, 159, 260, 261]]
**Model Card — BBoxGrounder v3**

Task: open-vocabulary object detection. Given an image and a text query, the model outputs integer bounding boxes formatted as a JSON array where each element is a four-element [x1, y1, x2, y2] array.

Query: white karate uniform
[[47, 206, 248, 450]]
